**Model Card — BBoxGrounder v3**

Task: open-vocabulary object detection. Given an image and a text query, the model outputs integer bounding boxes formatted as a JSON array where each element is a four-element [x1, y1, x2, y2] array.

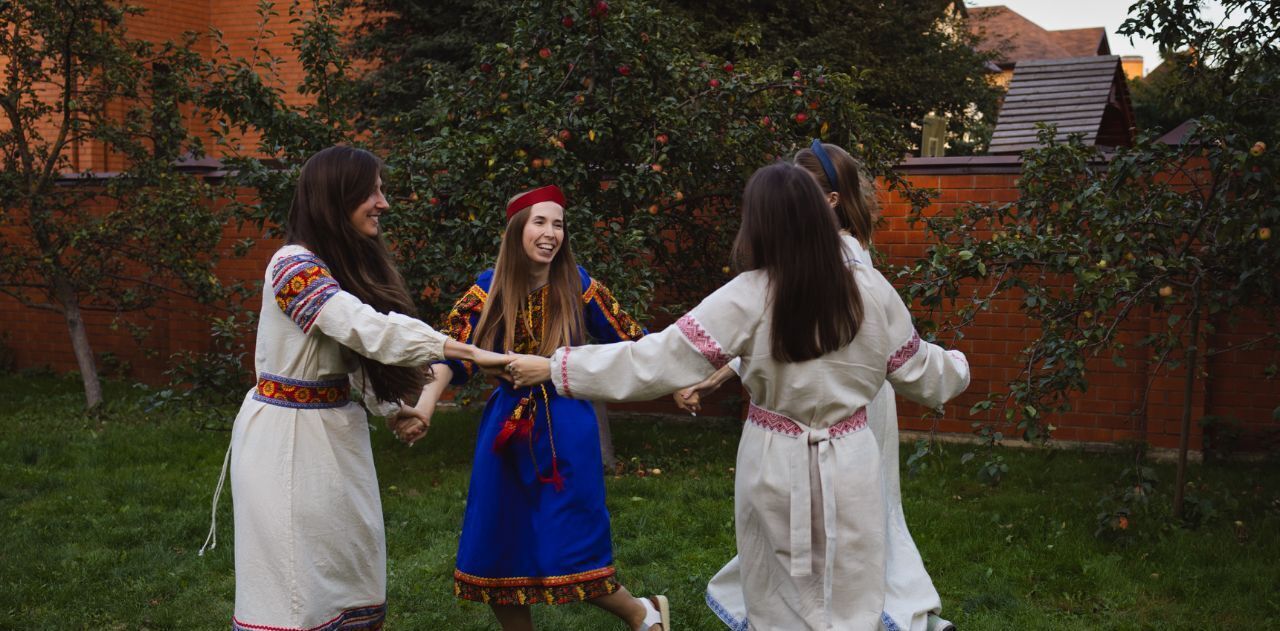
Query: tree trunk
[[594, 401, 617, 471], [1172, 305, 1201, 520], [54, 277, 102, 410]]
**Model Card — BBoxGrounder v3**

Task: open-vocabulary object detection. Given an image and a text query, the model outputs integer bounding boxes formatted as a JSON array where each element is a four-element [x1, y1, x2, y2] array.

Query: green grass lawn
[[2, 375, 1277, 629]]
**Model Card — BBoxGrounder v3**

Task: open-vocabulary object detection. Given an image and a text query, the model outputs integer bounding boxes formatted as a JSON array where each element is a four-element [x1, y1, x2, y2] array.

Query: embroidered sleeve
[[272, 253, 340, 333], [438, 284, 487, 384], [675, 314, 731, 370], [582, 279, 647, 343], [549, 274, 760, 402], [886, 331, 922, 374], [879, 272, 970, 407]]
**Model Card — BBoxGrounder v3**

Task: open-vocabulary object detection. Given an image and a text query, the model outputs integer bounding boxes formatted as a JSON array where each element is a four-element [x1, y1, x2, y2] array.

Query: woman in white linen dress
[[681, 141, 955, 631], [505, 162, 970, 630], [205, 146, 506, 631]]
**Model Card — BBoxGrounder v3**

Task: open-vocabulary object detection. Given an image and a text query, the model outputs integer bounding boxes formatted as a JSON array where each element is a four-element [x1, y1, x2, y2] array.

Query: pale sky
[[966, 0, 1230, 76]]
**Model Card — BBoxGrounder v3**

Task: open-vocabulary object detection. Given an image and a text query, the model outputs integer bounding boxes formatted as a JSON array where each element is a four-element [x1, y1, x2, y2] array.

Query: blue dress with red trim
[[438, 266, 646, 606]]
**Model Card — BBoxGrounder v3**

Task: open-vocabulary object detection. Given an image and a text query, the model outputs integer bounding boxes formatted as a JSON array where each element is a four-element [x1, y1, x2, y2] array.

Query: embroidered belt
[[746, 402, 870, 588], [746, 403, 867, 439], [252, 372, 350, 409]]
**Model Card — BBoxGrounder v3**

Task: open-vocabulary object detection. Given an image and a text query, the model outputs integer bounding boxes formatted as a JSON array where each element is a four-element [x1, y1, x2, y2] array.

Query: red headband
[[506, 185, 566, 220]]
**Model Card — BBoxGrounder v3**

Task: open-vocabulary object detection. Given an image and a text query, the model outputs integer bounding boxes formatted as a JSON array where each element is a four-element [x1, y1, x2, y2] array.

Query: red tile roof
[[1050, 28, 1110, 57], [969, 6, 1110, 69]]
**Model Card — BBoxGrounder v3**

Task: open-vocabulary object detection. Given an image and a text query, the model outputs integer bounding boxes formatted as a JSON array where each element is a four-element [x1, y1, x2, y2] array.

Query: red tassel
[[493, 397, 534, 451], [538, 458, 565, 492]]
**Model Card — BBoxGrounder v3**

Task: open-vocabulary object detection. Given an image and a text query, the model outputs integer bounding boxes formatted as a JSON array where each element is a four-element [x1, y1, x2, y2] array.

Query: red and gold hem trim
[[454, 567, 620, 605]]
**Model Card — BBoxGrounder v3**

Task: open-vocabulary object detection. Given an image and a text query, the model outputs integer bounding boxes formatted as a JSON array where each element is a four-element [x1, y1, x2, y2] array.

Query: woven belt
[[746, 403, 867, 438], [252, 372, 350, 409]]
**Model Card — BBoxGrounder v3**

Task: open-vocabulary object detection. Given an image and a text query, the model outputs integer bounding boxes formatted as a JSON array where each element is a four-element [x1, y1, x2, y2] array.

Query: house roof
[[969, 6, 1111, 69], [1050, 28, 1110, 57], [988, 56, 1135, 154]]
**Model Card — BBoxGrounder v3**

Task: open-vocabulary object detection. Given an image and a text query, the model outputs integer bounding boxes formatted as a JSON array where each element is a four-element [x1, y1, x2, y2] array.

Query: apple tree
[[379, 0, 912, 323]]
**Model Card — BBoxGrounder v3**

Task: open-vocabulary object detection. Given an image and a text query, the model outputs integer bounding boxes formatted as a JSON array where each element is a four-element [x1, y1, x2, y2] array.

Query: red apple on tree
[[561, 15, 574, 27], [655, 133, 668, 145], [539, 48, 551, 59]]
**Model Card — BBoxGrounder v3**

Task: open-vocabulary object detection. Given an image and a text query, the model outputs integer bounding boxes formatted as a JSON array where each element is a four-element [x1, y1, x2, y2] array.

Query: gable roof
[[989, 56, 1135, 154], [969, 6, 1111, 69], [1050, 28, 1110, 57]]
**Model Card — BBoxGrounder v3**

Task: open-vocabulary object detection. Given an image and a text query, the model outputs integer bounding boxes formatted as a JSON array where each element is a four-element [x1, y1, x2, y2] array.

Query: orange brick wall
[[3, 2, 1276, 452], [5, 161, 1277, 452], [875, 161, 1277, 451]]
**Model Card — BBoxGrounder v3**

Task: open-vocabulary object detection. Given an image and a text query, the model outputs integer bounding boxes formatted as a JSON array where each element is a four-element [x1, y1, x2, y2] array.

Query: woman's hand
[[506, 353, 553, 388], [389, 405, 431, 446], [673, 364, 736, 415], [471, 347, 514, 374], [673, 379, 717, 415]]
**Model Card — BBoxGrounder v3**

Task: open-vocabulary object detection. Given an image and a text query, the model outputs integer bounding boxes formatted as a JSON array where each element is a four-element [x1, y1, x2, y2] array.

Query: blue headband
[[810, 138, 840, 193]]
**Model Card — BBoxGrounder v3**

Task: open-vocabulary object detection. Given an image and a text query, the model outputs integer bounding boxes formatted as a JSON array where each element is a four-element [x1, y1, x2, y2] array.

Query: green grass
[[1, 375, 1277, 629]]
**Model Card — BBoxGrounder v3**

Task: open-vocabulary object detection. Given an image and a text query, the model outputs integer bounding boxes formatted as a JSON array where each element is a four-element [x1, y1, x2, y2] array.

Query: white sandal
[[637, 595, 670, 631]]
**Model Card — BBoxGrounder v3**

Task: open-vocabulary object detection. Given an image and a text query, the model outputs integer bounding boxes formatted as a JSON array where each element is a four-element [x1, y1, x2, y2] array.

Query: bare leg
[[490, 604, 534, 631], [588, 586, 663, 630]]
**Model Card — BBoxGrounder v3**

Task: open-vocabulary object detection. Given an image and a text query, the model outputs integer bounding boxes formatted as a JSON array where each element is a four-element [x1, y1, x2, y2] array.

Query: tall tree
[[347, 0, 1001, 153], [658, 0, 1002, 154], [0, 0, 236, 409]]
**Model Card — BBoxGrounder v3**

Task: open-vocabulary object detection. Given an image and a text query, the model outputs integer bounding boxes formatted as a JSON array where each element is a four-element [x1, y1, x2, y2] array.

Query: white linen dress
[[548, 252, 969, 630], [226, 244, 447, 630], [706, 236, 951, 631]]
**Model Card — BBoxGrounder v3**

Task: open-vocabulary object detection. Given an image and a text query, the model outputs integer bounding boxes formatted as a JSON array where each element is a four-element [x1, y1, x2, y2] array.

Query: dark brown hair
[[732, 162, 863, 362], [284, 145, 427, 403], [794, 142, 879, 244], [473, 200, 585, 356]]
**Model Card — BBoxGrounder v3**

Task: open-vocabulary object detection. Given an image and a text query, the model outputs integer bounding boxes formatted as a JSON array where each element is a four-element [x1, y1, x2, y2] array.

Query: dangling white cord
[[198, 442, 232, 556]]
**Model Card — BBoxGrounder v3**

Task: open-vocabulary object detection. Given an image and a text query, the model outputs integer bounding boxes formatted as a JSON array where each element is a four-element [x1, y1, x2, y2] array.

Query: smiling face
[[349, 177, 389, 237], [521, 201, 564, 267]]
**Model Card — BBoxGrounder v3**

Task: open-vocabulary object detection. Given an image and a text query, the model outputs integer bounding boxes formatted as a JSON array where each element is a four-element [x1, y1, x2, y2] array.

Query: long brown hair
[[732, 162, 863, 363], [794, 142, 879, 244], [284, 145, 427, 403], [473, 202, 585, 356]]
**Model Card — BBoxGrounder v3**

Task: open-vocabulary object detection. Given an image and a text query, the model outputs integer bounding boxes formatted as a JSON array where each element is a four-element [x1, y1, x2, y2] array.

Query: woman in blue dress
[[396, 185, 669, 631]]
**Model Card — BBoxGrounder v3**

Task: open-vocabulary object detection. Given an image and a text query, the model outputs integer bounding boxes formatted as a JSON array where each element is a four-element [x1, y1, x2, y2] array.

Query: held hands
[[388, 405, 431, 447], [505, 353, 552, 388], [673, 377, 719, 416]]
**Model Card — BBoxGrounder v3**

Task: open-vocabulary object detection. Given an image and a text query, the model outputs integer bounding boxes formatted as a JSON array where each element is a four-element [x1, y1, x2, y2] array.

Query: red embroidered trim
[[454, 567, 619, 605], [887, 331, 922, 375], [441, 284, 487, 376], [232, 602, 385, 631], [253, 374, 349, 409], [746, 403, 868, 438], [273, 255, 340, 333], [583, 279, 645, 340], [829, 407, 869, 438], [745, 404, 803, 436], [560, 346, 573, 398], [675, 314, 729, 369]]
